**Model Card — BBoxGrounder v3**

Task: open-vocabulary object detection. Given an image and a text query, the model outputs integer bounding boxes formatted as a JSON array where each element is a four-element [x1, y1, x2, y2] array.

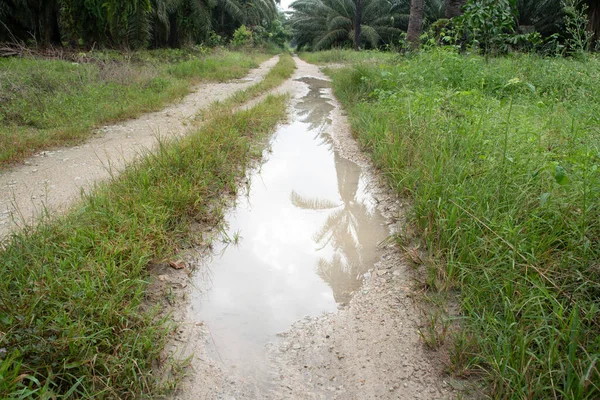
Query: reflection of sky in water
[[189, 78, 388, 375]]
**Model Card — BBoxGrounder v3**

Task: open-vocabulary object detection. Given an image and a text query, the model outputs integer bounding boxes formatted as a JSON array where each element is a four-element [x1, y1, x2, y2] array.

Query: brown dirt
[[0, 55, 279, 242]]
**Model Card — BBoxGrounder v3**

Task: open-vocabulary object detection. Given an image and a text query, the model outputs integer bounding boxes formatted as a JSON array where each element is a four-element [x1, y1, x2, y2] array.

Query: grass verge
[[0, 49, 270, 167], [208, 52, 296, 112], [326, 49, 600, 398], [0, 92, 289, 398], [298, 49, 398, 65]]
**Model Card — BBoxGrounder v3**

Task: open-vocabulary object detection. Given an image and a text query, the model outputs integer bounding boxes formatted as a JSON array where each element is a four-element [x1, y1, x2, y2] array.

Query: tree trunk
[[43, 2, 62, 46], [445, 0, 466, 19], [168, 12, 179, 48], [406, 0, 424, 50], [588, 0, 600, 48], [354, 0, 362, 50]]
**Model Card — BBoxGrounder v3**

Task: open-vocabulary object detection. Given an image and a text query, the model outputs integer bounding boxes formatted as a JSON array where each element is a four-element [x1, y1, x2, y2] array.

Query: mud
[[168, 57, 457, 399], [0, 56, 279, 242]]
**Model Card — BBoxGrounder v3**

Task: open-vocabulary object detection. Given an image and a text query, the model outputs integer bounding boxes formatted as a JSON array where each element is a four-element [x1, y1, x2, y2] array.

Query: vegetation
[[289, 0, 599, 52], [0, 49, 270, 166], [0, 53, 295, 398], [0, 0, 288, 50], [319, 48, 600, 398]]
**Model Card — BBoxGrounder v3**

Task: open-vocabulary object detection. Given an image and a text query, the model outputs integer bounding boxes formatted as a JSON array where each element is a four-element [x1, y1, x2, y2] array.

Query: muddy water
[[188, 77, 389, 384]]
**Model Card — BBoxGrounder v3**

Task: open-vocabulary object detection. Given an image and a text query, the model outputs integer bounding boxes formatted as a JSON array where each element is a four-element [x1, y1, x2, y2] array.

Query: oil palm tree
[[514, 0, 563, 36], [290, 0, 403, 50], [406, 0, 424, 48], [445, 0, 465, 18]]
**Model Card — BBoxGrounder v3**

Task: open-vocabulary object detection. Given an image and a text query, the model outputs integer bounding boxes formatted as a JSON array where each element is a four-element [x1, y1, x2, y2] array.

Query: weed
[[418, 311, 451, 350], [327, 48, 600, 398], [298, 49, 398, 65]]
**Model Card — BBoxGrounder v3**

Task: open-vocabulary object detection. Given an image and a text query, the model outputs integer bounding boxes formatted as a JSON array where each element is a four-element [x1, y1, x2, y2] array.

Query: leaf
[[540, 192, 551, 206], [169, 260, 185, 270], [554, 165, 569, 185]]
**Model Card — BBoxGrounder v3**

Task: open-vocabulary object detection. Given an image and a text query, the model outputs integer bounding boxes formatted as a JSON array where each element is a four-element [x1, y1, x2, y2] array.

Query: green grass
[[214, 52, 296, 110], [326, 49, 600, 398], [298, 49, 398, 65], [0, 49, 270, 167], [0, 91, 289, 398]]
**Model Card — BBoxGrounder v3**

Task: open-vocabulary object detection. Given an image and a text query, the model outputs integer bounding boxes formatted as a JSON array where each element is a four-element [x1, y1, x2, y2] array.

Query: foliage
[[563, 0, 594, 55], [231, 24, 252, 47], [328, 48, 600, 398], [457, 0, 516, 54], [0, 0, 282, 49], [289, 0, 404, 50]]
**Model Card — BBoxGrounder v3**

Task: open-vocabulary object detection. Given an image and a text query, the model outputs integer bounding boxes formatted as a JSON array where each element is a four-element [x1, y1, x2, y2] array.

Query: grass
[[0, 68, 292, 400], [298, 48, 399, 65], [0, 49, 270, 167], [325, 48, 600, 398], [211, 52, 296, 111]]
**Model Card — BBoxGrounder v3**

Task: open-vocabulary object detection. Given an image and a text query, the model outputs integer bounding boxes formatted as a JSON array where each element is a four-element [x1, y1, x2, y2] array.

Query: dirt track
[[164, 57, 458, 399], [0, 55, 279, 241], [1, 54, 459, 399]]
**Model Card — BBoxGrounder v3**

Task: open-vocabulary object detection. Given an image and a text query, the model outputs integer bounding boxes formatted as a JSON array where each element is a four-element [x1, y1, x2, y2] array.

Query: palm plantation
[[289, 0, 598, 51], [0, 0, 280, 47]]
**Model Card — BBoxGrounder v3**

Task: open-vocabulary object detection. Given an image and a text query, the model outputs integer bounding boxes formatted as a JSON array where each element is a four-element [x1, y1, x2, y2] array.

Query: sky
[[278, 0, 294, 13]]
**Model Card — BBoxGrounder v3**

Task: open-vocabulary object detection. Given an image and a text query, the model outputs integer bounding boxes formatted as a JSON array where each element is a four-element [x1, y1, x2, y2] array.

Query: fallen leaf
[[169, 261, 185, 270]]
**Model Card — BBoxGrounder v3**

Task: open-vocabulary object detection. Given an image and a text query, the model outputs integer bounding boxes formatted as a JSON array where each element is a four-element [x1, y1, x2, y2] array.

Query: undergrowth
[[298, 49, 398, 65], [0, 91, 289, 398], [0, 49, 270, 166], [327, 49, 600, 398]]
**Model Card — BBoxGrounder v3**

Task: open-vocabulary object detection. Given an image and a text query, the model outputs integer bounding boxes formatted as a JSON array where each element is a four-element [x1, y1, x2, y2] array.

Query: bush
[[231, 25, 253, 47]]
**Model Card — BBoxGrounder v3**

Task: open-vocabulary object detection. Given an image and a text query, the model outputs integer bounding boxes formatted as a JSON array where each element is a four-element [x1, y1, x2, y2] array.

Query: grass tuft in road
[[210, 52, 296, 112], [327, 49, 600, 398], [0, 93, 289, 399]]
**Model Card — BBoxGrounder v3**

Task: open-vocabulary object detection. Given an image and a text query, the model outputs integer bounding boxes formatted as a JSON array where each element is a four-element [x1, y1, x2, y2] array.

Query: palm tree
[[0, 0, 62, 46], [445, 0, 465, 18], [406, 0, 424, 48], [290, 0, 402, 50], [515, 0, 563, 36], [389, 0, 444, 30]]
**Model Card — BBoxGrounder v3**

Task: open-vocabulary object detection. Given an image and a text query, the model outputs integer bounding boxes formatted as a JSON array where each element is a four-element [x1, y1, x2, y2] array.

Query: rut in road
[[167, 56, 457, 400], [0, 56, 279, 241]]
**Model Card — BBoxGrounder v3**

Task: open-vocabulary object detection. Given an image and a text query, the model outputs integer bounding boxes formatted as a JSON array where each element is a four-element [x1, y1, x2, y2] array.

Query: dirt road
[[0, 55, 279, 241], [165, 57, 457, 399]]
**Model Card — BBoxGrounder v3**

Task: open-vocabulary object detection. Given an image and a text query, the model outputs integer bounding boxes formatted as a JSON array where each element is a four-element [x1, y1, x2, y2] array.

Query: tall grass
[[0, 92, 289, 398], [298, 49, 399, 65], [0, 50, 270, 166], [328, 49, 600, 398]]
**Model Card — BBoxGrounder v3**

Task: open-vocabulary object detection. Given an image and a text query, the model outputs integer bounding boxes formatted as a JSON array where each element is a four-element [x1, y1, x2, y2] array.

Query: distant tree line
[[289, 0, 600, 54], [0, 0, 284, 48]]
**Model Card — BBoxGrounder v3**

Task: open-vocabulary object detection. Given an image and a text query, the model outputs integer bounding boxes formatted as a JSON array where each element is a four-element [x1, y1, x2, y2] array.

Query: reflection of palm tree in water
[[295, 77, 335, 147], [291, 153, 387, 303], [291, 77, 387, 303]]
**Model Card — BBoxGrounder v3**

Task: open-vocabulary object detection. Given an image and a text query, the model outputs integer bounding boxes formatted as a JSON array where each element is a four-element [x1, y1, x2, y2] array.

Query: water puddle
[[188, 77, 389, 383]]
